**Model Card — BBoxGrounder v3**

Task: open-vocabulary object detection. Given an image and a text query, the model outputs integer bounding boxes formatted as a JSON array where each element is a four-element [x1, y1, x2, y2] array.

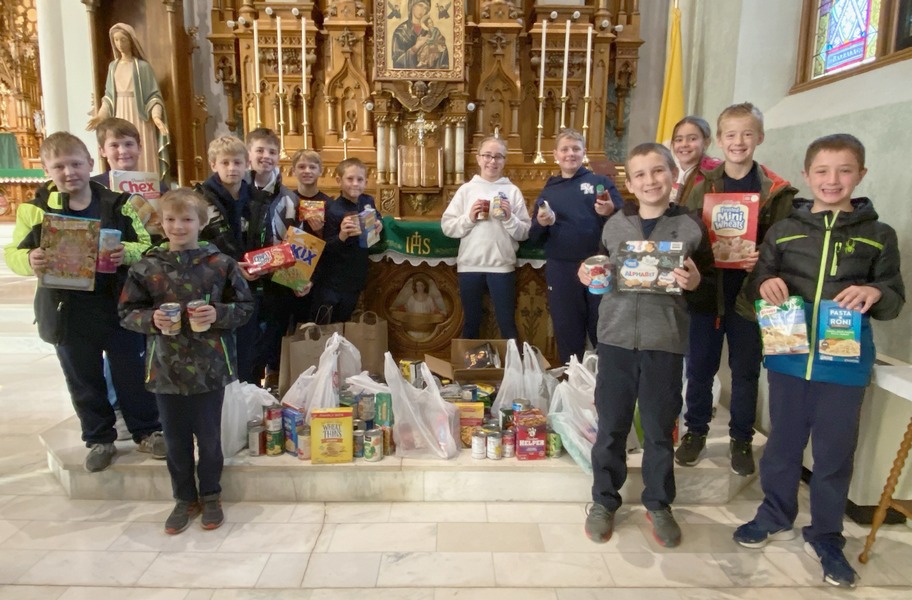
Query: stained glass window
[[811, 0, 882, 78]]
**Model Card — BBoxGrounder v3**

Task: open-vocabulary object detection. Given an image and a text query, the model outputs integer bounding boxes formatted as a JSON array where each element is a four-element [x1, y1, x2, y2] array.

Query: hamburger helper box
[[514, 409, 547, 460], [701, 193, 760, 269]]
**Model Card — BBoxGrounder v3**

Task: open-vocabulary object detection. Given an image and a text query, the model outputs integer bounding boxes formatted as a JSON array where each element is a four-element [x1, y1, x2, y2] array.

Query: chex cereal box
[[702, 193, 759, 269], [616, 240, 684, 295], [310, 407, 353, 464], [817, 300, 861, 363]]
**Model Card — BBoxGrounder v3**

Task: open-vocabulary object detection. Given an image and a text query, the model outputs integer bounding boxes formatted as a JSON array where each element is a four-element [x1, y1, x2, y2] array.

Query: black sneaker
[[584, 503, 615, 543], [805, 541, 858, 588], [200, 494, 225, 530], [647, 508, 682, 547], [674, 432, 707, 466], [730, 438, 755, 476], [84, 443, 117, 472], [733, 519, 796, 548], [165, 500, 201, 535]]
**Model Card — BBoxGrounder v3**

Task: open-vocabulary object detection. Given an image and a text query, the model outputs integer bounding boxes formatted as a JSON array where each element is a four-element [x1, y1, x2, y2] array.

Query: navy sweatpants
[[458, 271, 518, 339], [753, 370, 865, 547], [256, 281, 312, 374], [56, 323, 160, 446], [591, 343, 684, 512], [546, 259, 600, 364], [157, 388, 225, 502]]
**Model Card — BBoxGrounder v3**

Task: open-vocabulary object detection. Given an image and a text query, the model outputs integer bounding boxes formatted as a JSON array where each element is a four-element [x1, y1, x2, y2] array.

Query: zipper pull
[[830, 242, 842, 277]]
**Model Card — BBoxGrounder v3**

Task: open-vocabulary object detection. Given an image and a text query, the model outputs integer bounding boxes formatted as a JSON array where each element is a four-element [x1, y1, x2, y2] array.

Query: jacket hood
[[544, 167, 593, 188], [145, 242, 221, 264], [469, 174, 514, 186]]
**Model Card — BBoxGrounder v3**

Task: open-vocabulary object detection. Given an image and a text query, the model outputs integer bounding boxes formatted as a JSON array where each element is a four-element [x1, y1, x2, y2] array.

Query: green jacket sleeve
[[120, 200, 152, 265], [3, 202, 45, 276]]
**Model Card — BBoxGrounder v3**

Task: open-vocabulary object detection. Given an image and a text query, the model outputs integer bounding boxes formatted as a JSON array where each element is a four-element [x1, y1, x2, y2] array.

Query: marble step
[[41, 408, 763, 505]]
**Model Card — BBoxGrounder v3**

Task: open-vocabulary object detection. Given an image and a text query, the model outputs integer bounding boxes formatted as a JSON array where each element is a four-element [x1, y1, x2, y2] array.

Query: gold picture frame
[[375, 0, 465, 81]]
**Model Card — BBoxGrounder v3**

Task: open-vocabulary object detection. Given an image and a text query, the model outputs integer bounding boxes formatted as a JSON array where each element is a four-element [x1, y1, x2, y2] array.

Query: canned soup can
[[364, 428, 383, 461], [471, 430, 487, 459]]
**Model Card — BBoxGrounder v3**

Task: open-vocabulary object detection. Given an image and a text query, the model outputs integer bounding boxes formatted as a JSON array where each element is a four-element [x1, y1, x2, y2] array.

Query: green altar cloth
[[0, 133, 23, 169]]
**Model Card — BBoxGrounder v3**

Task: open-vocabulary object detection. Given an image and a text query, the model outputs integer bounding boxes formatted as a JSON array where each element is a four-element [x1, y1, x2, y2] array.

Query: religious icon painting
[[375, 0, 465, 81]]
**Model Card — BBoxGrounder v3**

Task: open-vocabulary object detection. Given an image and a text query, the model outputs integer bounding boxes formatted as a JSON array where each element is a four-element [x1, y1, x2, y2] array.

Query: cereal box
[[615, 240, 685, 295], [453, 401, 484, 448], [282, 406, 306, 457], [702, 193, 760, 269], [817, 300, 861, 363], [756, 296, 810, 355], [243, 243, 296, 275], [297, 199, 325, 223], [310, 407, 354, 464], [39, 214, 100, 291], [358, 207, 381, 248], [271, 226, 326, 294]]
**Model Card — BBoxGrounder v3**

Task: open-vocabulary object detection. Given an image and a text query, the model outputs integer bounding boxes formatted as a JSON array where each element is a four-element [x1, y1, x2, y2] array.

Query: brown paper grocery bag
[[278, 322, 343, 397], [344, 311, 388, 376]]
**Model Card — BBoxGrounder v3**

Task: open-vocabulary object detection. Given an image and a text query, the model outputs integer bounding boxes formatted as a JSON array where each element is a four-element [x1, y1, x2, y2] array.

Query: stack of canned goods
[[247, 417, 266, 456], [264, 403, 284, 456]]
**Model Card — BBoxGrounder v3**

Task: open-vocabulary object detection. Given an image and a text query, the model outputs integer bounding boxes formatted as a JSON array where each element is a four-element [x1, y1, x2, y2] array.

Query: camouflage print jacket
[[119, 243, 254, 395]]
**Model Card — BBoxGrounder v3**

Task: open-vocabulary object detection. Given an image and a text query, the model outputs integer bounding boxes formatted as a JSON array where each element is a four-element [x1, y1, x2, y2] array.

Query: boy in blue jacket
[[733, 134, 904, 588], [529, 129, 623, 364]]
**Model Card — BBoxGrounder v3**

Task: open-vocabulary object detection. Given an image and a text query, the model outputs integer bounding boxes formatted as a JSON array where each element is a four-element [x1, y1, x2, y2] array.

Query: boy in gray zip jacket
[[580, 143, 715, 548]]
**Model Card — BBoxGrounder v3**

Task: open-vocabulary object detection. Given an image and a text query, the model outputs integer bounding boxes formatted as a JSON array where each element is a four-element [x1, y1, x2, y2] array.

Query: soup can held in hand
[[96, 228, 122, 274], [159, 302, 182, 335], [583, 255, 613, 295], [187, 299, 210, 332], [476, 199, 490, 221]]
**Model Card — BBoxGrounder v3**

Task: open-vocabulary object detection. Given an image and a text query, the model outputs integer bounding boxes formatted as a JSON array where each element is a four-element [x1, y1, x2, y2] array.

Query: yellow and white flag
[[656, 5, 684, 146]]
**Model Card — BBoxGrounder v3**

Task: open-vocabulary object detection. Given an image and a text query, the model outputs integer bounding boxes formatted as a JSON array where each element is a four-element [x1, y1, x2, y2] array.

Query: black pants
[[235, 291, 261, 384], [458, 271, 518, 339], [310, 285, 360, 324], [156, 388, 225, 502], [56, 325, 160, 446], [256, 281, 312, 373], [591, 343, 683, 512], [754, 371, 865, 547], [545, 259, 601, 364]]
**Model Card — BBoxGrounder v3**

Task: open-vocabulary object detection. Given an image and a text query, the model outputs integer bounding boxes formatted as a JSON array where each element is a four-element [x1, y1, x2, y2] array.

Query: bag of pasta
[[755, 296, 810, 355]]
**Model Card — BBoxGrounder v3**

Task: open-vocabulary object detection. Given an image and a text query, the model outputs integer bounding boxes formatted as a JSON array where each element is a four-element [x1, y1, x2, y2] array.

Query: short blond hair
[[334, 157, 367, 178], [159, 188, 209, 225], [40, 132, 92, 163], [207, 135, 247, 163], [291, 149, 323, 171], [555, 128, 585, 146], [717, 102, 764, 136]]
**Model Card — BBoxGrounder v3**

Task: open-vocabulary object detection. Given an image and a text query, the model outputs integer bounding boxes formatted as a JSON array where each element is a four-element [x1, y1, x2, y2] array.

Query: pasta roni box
[[271, 226, 326, 294], [755, 296, 810, 355], [310, 407, 353, 464], [616, 240, 684, 295], [702, 193, 760, 269], [817, 300, 861, 363]]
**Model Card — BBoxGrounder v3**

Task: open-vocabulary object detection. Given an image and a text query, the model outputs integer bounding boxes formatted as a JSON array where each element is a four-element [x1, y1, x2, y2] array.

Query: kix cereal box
[[271, 226, 326, 295], [817, 300, 861, 363], [310, 407, 353, 464]]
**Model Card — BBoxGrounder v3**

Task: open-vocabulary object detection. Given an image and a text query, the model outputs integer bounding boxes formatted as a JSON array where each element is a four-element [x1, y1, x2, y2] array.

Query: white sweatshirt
[[440, 175, 531, 273]]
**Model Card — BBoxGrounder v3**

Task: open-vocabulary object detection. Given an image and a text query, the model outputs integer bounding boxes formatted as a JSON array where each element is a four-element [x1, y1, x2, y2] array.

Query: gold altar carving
[[0, 1, 44, 169]]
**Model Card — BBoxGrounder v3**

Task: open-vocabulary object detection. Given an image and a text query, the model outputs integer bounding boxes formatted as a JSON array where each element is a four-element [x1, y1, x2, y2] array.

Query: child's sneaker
[[805, 541, 858, 588], [733, 520, 796, 548], [84, 442, 117, 472], [647, 508, 682, 547], [137, 431, 167, 459], [730, 438, 755, 476], [674, 432, 707, 466], [165, 500, 201, 535], [200, 494, 225, 530], [584, 503, 615, 543]]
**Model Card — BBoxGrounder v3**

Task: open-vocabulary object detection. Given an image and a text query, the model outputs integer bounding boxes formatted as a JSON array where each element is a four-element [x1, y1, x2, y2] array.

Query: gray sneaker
[[647, 508, 682, 547], [85, 443, 117, 472], [584, 503, 615, 543], [137, 431, 167, 459], [200, 494, 225, 530]]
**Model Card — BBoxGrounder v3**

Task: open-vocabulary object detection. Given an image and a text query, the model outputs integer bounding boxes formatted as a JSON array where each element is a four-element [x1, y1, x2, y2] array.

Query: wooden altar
[[207, 0, 642, 362]]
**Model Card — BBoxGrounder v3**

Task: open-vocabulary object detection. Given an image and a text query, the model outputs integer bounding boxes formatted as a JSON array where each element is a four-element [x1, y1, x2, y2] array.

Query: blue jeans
[[458, 271, 518, 339]]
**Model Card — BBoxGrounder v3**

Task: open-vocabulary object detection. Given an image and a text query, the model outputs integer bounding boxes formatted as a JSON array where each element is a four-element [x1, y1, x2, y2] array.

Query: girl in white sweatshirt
[[441, 136, 531, 338]]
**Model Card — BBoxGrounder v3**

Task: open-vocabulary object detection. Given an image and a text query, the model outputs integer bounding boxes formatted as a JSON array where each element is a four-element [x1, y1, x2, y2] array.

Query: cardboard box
[[702, 193, 760, 269], [616, 240, 685, 295], [817, 300, 861, 363], [282, 406, 305, 458], [515, 423, 547, 460], [310, 407, 353, 464], [453, 401, 484, 448], [271, 226, 326, 294], [424, 339, 510, 383]]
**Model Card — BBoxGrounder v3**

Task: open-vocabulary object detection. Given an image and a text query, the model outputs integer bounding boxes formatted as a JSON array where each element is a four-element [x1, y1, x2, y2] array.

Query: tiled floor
[[1, 223, 911, 598]]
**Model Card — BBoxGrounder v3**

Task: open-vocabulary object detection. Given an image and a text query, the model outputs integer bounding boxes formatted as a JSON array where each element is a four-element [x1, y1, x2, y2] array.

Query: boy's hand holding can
[[188, 300, 215, 332], [154, 303, 182, 335], [673, 257, 702, 291]]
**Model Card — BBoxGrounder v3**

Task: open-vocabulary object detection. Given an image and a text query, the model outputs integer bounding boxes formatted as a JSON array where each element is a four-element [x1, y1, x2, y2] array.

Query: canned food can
[[481, 424, 500, 436], [490, 197, 506, 220], [266, 429, 284, 456], [471, 430, 487, 459], [381, 425, 394, 456], [96, 228, 122, 273], [352, 418, 366, 431], [512, 398, 532, 412], [461, 384, 478, 402], [483, 418, 500, 429], [247, 418, 265, 456], [299, 425, 311, 460], [503, 428, 515, 458], [358, 393, 376, 421], [159, 302, 182, 335], [187, 299, 211, 332], [547, 428, 563, 458], [353, 430, 365, 458], [264, 404, 283, 431], [486, 431, 503, 460], [364, 428, 383, 461]]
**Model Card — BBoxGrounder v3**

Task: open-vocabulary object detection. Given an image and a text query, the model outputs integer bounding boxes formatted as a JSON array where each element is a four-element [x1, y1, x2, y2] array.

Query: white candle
[[277, 16, 284, 97], [253, 19, 261, 89], [584, 25, 593, 98], [560, 19, 570, 101], [301, 17, 308, 96], [538, 19, 547, 99]]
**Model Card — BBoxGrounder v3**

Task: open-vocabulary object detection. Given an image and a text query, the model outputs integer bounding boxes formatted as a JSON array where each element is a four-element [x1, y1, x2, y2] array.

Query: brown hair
[[159, 188, 209, 225], [672, 116, 711, 141], [95, 117, 141, 147], [804, 133, 866, 171], [291, 149, 323, 171], [207, 135, 247, 163], [245, 127, 281, 149], [334, 157, 367, 178], [40, 132, 92, 162], [717, 102, 764, 136], [625, 142, 676, 173], [555, 128, 585, 146]]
